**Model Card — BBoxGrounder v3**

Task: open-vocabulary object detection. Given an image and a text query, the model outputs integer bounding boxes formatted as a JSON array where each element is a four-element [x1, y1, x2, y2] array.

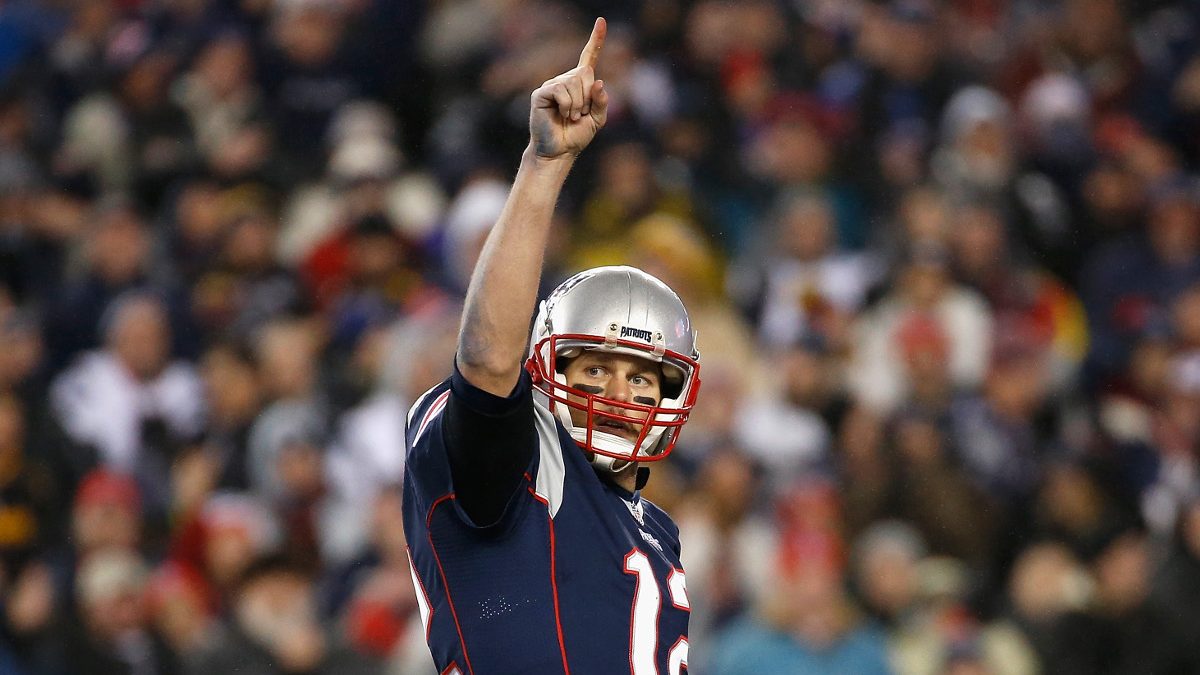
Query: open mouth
[[596, 418, 636, 438]]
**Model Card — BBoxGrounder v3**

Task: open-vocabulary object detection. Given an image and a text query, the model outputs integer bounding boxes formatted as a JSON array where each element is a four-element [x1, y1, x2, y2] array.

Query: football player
[[401, 17, 702, 675]]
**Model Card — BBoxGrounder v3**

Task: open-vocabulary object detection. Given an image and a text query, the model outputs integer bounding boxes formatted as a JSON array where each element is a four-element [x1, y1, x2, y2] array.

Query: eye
[[585, 366, 606, 378], [631, 374, 653, 387]]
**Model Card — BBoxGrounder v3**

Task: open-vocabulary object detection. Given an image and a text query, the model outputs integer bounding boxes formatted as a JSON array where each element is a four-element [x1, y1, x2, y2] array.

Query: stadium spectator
[[50, 292, 203, 523], [185, 554, 379, 675], [71, 469, 142, 560], [61, 548, 174, 675], [144, 560, 215, 668], [851, 242, 993, 414], [711, 562, 891, 675], [1, 1, 1200, 672], [676, 446, 774, 657], [1150, 500, 1200, 648], [1051, 527, 1200, 673], [733, 189, 879, 349]]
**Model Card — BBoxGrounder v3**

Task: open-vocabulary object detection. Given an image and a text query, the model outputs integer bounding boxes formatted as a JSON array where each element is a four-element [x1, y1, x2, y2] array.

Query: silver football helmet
[[527, 266, 701, 472]]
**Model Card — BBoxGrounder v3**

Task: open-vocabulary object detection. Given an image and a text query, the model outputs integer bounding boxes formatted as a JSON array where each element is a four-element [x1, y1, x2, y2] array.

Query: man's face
[[109, 300, 170, 381], [236, 572, 325, 670], [85, 589, 144, 643], [73, 501, 140, 553], [562, 351, 663, 445]]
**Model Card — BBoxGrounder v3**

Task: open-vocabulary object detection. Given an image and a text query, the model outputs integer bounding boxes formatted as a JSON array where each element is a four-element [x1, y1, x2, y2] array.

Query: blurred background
[[1, 0, 1199, 673]]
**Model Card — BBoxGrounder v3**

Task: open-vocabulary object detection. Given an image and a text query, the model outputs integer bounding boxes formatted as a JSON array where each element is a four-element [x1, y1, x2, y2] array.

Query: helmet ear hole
[[555, 348, 583, 374], [661, 363, 686, 400]]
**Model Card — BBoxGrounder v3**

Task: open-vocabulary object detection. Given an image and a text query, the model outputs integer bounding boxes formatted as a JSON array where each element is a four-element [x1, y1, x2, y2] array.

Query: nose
[[606, 376, 631, 403]]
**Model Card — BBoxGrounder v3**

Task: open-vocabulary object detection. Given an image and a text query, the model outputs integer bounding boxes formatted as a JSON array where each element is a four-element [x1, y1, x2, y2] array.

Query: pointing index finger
[[577, 17, 607, 70]]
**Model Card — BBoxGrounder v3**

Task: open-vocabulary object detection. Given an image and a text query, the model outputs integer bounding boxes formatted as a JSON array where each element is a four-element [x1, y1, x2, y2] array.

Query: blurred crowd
[[2, 0, 1200, 673]]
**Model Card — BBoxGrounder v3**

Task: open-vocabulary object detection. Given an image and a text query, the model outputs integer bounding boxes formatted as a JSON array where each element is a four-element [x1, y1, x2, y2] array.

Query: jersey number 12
[[623, 549, 688, 675]]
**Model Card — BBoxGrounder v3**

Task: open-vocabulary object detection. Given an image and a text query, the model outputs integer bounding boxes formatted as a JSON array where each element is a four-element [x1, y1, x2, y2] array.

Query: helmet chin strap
[[552, 372, 665, 474]]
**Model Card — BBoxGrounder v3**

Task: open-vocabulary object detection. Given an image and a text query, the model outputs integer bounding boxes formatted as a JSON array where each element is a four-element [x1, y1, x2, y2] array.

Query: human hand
[[528, 18, 610, 160], [172, 447, 218, 515], [7, 563, 55, 634], [275, 623, 326, 672]]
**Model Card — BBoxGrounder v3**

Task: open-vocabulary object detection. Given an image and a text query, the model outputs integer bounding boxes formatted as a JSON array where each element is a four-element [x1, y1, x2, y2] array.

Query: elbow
[[456, 354, 515, 381], [456, 356, 523, 398], [456, 335, 522, 382]]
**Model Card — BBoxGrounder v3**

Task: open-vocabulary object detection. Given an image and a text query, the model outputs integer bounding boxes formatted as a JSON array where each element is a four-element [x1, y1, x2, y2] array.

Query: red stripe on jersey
[[441, 662, 463, 675], [427, 493, 475, 675], [529, 486, 571, 675]]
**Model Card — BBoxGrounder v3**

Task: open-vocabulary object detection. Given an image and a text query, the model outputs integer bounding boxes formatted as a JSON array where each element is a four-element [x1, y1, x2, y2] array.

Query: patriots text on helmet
[[619, 326, 654, 343]]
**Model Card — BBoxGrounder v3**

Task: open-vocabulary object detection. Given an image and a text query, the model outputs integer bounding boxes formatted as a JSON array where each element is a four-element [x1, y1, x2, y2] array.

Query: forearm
[[457, 145, 574, 396]]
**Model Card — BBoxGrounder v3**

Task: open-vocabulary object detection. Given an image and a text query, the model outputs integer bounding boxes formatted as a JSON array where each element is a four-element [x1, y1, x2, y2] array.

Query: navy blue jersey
[[402, 368, 690, 675]]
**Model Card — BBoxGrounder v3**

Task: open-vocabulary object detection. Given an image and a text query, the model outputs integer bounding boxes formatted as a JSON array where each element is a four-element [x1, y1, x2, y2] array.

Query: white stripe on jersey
[[413, 391, 450, 446], [406, 547, 432, 638], [533, 403, 567, 518], [406, 383, 444, 428]]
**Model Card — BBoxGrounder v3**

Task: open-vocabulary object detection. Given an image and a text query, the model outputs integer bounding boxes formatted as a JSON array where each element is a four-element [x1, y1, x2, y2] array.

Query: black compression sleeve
[[442, 361, 537, 527]]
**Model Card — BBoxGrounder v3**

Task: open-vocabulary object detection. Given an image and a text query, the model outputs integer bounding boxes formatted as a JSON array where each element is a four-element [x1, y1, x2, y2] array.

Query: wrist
[[523, 144, 576, 176]]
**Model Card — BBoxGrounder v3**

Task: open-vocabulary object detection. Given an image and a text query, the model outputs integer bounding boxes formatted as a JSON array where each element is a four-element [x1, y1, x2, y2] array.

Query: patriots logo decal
[[620, 326, 653, 342], [623, 498, 645, 526]]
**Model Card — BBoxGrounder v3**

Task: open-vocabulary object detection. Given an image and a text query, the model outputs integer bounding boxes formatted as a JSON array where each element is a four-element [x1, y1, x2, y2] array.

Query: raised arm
[[456, 18, 610, 396]]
